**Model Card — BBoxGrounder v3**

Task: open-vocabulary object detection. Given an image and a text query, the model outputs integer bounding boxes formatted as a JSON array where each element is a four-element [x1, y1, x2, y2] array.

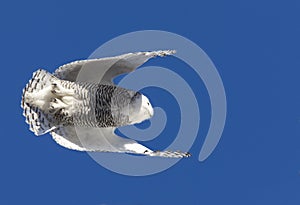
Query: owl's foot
[[48, 81, 75, 115], [49, 98, 67, 113], [51, 82, 74, 96], [49, 97, 73, 116]]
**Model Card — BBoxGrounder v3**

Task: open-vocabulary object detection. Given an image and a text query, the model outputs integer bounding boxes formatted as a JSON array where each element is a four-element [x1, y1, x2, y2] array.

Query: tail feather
[[21, 69, 57, 136]]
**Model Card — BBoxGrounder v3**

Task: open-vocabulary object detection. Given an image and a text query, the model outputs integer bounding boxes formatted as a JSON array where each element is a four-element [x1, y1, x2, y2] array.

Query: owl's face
[[128, 92, 154, 124]]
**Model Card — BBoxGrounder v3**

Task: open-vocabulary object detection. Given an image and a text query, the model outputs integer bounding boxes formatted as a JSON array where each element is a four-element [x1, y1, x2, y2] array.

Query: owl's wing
[[53, 50, 175, 84], [51, 126, 190, 158]]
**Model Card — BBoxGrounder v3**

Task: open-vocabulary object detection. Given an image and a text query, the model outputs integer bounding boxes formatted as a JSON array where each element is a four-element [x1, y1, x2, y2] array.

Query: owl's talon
[[49, 107, 55, 113], [51, 98, 57, 103]]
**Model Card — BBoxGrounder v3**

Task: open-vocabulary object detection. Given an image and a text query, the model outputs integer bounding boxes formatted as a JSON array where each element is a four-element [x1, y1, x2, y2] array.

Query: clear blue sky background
[[1, 0, 299, 204]]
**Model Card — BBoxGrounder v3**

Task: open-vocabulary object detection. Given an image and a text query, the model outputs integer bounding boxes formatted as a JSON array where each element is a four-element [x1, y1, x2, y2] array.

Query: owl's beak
[[148, 106, 154, 118]]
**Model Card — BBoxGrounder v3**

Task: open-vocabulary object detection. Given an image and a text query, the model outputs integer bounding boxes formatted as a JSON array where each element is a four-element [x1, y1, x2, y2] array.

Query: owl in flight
[[21, 50, 191, 158]]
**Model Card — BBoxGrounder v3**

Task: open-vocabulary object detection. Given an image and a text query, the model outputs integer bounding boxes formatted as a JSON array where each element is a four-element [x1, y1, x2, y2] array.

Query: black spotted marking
[[41, 73, 46, 81], [30, 122, 34, 130], [33, 81, 37, 90]]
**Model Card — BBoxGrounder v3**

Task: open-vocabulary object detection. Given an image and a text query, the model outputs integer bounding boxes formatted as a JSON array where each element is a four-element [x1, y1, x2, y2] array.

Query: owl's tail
[[21, 69, 58, 136]]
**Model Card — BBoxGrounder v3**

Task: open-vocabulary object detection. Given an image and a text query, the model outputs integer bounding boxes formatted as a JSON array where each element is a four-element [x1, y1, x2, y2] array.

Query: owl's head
[[128, 92, 154, 124]]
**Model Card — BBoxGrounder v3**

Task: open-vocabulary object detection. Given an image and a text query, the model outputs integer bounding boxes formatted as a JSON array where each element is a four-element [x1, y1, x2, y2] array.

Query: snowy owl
[[21, 50, 191, 158]]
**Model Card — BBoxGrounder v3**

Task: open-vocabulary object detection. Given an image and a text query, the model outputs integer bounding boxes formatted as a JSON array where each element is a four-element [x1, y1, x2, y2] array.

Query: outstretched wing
[[53, 50, 176, 84], [51, 126, 190, 158]]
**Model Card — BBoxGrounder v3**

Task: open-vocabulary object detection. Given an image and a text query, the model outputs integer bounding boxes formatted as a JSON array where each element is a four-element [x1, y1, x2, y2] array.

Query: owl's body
[[21, 50, 190, 158]]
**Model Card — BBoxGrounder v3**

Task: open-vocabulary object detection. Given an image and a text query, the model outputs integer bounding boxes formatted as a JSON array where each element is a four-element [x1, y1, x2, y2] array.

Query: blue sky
[[1, 0, 300, 204]]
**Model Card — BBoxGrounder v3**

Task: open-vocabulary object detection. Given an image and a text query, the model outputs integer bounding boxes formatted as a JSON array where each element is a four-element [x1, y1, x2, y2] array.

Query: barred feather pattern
[[69, 82, 137, 128]]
